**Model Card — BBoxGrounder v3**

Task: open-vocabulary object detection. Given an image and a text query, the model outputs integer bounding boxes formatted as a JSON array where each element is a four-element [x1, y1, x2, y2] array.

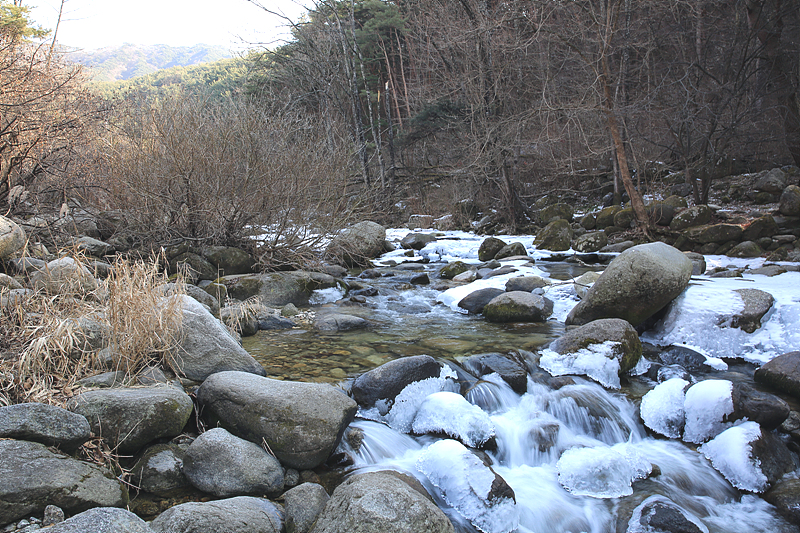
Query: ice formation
[[699, 421, 768, 493], [539, 341, 623, 389], [556, 442, 652, 498], [683, 380, 734, 444], [411, 391, 496, 447], [640, 378, 689, 439]]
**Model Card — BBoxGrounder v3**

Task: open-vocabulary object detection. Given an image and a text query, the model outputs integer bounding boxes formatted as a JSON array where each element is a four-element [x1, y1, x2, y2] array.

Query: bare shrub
[[93, 92, 361, 268]]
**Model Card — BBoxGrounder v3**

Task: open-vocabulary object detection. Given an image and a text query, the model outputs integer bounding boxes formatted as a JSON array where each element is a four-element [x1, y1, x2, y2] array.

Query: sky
[[28, 0, 309, 51]]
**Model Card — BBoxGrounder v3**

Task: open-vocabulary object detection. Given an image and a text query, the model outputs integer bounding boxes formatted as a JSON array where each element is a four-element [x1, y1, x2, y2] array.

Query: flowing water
[[243, 251, 799, 533]]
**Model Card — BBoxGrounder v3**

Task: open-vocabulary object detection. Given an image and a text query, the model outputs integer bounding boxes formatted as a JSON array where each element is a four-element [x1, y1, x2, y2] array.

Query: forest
[[3, 0, 800, 262]]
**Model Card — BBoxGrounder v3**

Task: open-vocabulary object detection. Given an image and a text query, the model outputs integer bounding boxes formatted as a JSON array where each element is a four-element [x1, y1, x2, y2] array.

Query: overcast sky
[[29, 0, 308, 51]]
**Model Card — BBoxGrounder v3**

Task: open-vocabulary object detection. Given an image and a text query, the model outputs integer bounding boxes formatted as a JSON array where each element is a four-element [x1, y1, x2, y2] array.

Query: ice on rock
[[411, 391, 496, 447], [539, 341, 623, 389], [626, 496, 709, 533], [380, 366, 459, 433], [683, 380, 734, 444], [556, 442, 652, 498], [417, 439, 519, 533], [640, 378, 689, 439], [699, 421, 768, 493], [309, 286, 346, 304]]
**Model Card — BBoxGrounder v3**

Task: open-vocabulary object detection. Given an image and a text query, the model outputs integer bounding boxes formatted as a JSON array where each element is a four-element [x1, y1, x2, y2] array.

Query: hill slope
[[69, 43, 234, 82]]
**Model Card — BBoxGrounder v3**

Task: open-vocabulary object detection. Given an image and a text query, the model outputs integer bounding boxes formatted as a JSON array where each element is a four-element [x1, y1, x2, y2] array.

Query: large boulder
[[478, 237, 507, 261], [172, 294, 265, 381], [533, 219, 572, 251], [685, 223, 744, 244], [401, 232, 437, 251], [67, 385, 193, 455], [313, 312, 370, 332], [150, 496, 284, 533], [47, 508, 152, 533], [669, 205, 713, 231], [285, 483, 329, 533], [30, 257, 98, 295], [0, 402, 91, 453], [0, 440, 127, 525], [754, 351, 800, 400], [310, 471, 454, 533], [505, 275, 550, 292], [565, 242, 692, 327], [755, 168, 788, 193], [351, 355, 442, 408], [222, 271, 338, 307], [743, 215, 780, 241], [201, 245, 255, 276], [494, 242, 527, 260], [458, 288, 505, 315], [574, 231, 608, 253], [595, 206, 622, 229], [130, 443, 190, 496], [482, 291, 554, 323], [0, 215, 25, 260], [779, 185, 800, 216], [540, 203, 573, 224], [197, 371, 357, 469], [183, 428, 284, 497], [325, 221, 387, 266]]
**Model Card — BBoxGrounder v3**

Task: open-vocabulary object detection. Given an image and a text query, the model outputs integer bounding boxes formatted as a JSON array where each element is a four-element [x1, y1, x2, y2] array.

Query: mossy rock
[[684, 223, 743, 244], [540, 203, 574, 224], [670, 205, 712, 231], [439, 261, 471, 280], [495, 242, 527, 260], [533, 220, 572, 251], [613, 207, 636, 229], [743, 215, 779, 241], [727, 241, 763, 258], [478, 237, 507, 261], [550, 318, 642, 373], [483, 292, 553, 323], [580, 212, 597, 230], [574, 232, 608, 253], [596, 206, 622, 229]]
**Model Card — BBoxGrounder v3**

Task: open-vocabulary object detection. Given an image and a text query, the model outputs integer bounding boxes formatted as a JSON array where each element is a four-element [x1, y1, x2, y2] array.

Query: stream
[[243, 230, 800, 533]]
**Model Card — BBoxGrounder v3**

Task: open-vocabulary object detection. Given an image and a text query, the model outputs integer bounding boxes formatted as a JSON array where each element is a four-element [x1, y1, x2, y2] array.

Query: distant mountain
[[68, 43, 234, 82]]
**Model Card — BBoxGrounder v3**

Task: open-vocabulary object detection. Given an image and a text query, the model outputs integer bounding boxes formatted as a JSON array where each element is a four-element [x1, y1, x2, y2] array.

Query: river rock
[[30, 257, 98, 295], [728, 288, 774, 333], [533, 219, 572, 251], [200, 245, 254, 275], [222, 271, 338, 307], [613, 207, 636, 229], [183, 428, 284, 497], [314, 312, 370, 332], [731, 382, 789, 431], [171, 251, 218, 281], [440, 260, 471, 279], [726, 240, 763, 258], [67, 385, 193, 455], [540, 203, 573, 224], [417, 439, 517, 533], [401, 232, 437, 250], [460, 352, 528, 394], [311, 470, 455, 533], [0, 440, 127, 525], [685, 223, 744, 244], [566, 242, 692, 327], [573, 271, 601, 299], [220, 303, 260, 336], [595, 206, 621, 229], [580, 212, 597, 230], [482, 291, 554, 323], [669, 205, 713, 231], [495, 242, 527, 260], [458, 287, 505, 314], [658, 345, 712, 372], [755, 168, 788, 193], [130, 443, 189, 496], [779, 185, 800, 216], [632, 500, 703, 533], [46, 508, 151, 533], [478, 237, 507, 261], [574, 231, 608, 253], [0, 215, 25, 260], [172, 294, 265, 381], [764, 477, 800, 524], [150, 496, 284, 533], [743, 215, 780, 241], [352, 355, 442, 408], [161, 282, 220, 317], [197, 371, 357, 469], [548, 318, 642, 380], [647, 203, 676, 226], [754, 351, 800, 400], [285, 483, 329, 533], [683, 251, 706, 275], [640, 378, 689, 438], [0, 403, 91, 453], [505, 275, 550, 292], [325, 221, 386, 266]]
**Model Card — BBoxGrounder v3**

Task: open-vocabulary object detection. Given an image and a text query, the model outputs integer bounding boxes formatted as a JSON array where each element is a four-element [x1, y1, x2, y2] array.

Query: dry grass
[[0, 255, 185, 407]]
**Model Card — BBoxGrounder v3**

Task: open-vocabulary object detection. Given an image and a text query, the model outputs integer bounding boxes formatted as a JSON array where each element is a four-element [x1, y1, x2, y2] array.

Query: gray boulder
[[313, 313, 370, 332], [457, 288, 505, 315], [460, 352, 528, 394], [743, 215, 780, 241], [0, 215, 25, 260], [685, 223, 744, 244], [754, 351, 800, 400], [67, 385, 193, 454], [566, 242, 692, 327], [310, 471, 454, 533], [0, 403, 90, 453], [482, 292, 554, 323], [170, 252, 218, 281], [755, 168, 788, 193], [478, 237, 507, 261], [161, 282, 220, 317], [540, 203, 573, 224], [550, 318, 642, 374], [765, 478, 800, 525], [401, 232, 437, 250], [201, 245, 255, 276], [47, 508, 151, 533], [0, 440, 127, 525], [573, 271, 601, 299], [75, 236, 114, 257], [172, 294, 265, 381], [351, 355, 442, 408], [533, 219, 572, 251], [726, 241, 763, 258], [669, 205, 713, 231], [197, 371, 357, 469], [285, 483, 329, 533], [780, 185, 800, 216], [183, 428, 284, 497], [505, 275, 550, 292], [494, 242, 527, 260], [683, 252, 706, 276], [130, 443, 189, 496], [326, 221, 387, 266], [30, 257, 98, 295], [574, 231, 608, 253], [729, 288, 774, 333], [222, 271, 338, 307], [731, 382, 789, 431], [150, 496, 283, 533]]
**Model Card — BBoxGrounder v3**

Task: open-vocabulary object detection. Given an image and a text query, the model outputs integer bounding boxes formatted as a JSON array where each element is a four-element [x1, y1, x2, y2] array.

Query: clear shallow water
[[242, 230, 800, 533]]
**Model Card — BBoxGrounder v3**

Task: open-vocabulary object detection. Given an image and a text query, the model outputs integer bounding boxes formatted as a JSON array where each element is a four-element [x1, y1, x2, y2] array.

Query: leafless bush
[[93, 92, 361, 267]]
